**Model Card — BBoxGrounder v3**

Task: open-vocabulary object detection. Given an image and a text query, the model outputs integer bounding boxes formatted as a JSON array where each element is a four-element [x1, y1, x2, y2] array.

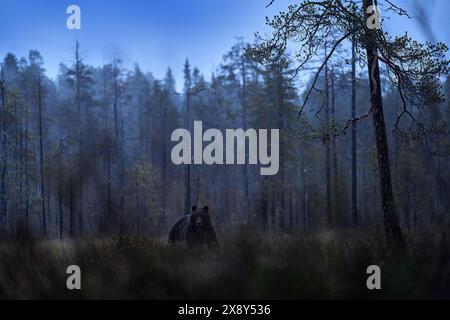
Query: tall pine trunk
[[351, 35, 358, 226], [69, 175, 75, 237], [58, 141, 64, 239], [331, 67, 339, 225], [38, 74, 47, 235], [160, 93, 167, 228], [241, 59, 251, 226], [324, 47, 332, 227], [276, 62, 285, 231], [363, 0, 404, 249], [103, 65, 113, 232], [75, 41, 83, 235], [0, 72, 7, 227], [184, 92, 191, 213]]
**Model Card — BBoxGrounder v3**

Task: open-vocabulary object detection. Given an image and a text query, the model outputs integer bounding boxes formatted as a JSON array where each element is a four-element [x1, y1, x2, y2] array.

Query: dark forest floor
[[0, 228, 449, 299]]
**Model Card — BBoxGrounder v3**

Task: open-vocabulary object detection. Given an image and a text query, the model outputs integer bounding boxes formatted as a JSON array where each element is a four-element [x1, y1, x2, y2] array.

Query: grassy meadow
[[0, 228, 449, 300]]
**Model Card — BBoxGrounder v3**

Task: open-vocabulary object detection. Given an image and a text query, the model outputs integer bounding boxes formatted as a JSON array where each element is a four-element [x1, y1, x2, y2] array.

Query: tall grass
[[0, 228, 449, 299]]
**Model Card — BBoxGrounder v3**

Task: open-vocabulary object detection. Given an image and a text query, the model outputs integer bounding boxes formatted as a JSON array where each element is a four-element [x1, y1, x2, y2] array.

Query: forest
[[0, 0, 449, 299]]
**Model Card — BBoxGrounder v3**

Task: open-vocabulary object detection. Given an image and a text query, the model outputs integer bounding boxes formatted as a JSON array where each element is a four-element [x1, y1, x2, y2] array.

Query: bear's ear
[[203, 205, 209, 212], [191, 205, 197, 212]]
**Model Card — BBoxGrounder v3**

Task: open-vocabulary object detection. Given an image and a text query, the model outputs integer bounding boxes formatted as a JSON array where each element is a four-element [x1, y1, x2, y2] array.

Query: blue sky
[[0, 0, 449, 91]]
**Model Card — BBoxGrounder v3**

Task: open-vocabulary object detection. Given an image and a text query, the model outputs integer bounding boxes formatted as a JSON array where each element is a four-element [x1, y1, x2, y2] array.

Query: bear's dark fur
[[168, 205, 218, 248]]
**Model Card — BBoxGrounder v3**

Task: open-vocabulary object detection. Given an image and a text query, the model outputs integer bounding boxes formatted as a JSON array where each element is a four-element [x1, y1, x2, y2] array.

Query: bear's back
[[168, 215, 190, 244]]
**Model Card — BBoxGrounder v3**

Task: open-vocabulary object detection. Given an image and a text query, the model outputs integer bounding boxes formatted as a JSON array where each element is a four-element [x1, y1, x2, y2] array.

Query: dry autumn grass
[[0, 228, 449, 300]]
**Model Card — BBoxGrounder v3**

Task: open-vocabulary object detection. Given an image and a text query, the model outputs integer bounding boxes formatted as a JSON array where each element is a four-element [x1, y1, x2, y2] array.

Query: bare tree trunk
[[331, 67, 339, 225], [241, 58, 251, 226], [113, 59, 125, 231], [412, 186, 417, 233], [276, 62, 285, 231], [75, 41, 84, 235], [194, 169, 200, 206], [0, 72, 7, 227], [351, 36, 358, 227], [135, 165, 141, 234], [13, 96, 20, 228], [119, 106, 125, 232], [184, 89, 192, 213], [301, 150, 309, 231], [102, 65, 113, 232], [363, 0, 404, 249], [19, 98, 24, 225], [435, 143, 443, 220], [38, 74, 47, 235], [262, 177, 268, 231], [160, 93, 167, 228], [69, 175, 75, 237], [106, 140, 112, 231], [271, 188, 276, 231], [24, 101, 30, 231], [324, 47, 332, 228], [289, 189, 294, 229], [58, 143, 64, 239]]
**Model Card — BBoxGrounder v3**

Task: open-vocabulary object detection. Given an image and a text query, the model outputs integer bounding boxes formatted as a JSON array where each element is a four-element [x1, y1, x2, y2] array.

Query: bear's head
[[190, 205, 211, 230]]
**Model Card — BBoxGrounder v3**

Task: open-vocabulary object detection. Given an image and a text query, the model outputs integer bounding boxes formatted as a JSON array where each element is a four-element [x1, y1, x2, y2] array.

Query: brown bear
[[168, 205, 218, 248]]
